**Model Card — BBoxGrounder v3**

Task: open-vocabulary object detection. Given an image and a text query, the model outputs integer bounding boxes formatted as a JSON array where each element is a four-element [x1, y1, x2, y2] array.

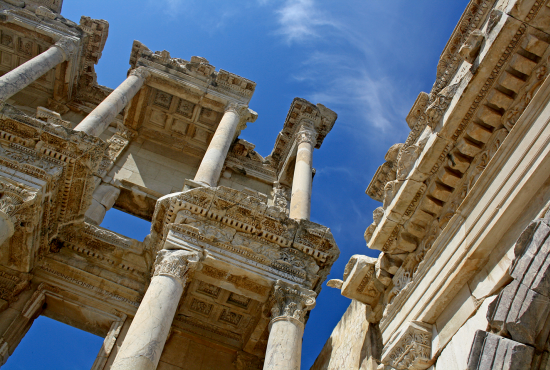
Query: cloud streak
[[274, 0, 336, 44]]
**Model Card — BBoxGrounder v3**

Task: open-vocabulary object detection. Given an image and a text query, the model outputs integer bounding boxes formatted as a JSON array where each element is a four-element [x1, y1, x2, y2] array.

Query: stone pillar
[[263, 280, 316, 370], [0, 37, 76, 104], [289, 125, 318, 221], [74, 67, 150, 137], [193, 103, 248, 187], [110, 249, 200, 370]]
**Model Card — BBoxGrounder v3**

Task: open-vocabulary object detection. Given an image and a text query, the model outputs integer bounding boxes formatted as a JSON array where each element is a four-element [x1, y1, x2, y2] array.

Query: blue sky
[[4, 0, 468, 369]]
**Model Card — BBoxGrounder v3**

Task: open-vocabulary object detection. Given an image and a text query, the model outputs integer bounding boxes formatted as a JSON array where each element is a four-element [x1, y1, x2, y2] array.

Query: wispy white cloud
[[274, 0, 336, 44]]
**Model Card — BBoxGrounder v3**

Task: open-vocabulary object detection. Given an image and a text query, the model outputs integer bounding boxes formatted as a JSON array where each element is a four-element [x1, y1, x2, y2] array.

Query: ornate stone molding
[[269, 280, 316, 325], [129, 66, 151, 81], [152, 249, 201, 286], [53, 37, 78, 61], [381, 321, 432, 370], [0, 177, 40, 226]]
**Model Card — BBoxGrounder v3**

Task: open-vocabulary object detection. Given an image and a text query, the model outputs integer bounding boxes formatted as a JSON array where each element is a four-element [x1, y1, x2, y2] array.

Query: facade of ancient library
[[0, 0, 550, 369]]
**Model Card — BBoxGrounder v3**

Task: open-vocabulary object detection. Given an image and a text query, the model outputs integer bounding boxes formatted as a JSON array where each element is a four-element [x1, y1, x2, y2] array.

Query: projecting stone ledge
[[150, 185, 340, 291]]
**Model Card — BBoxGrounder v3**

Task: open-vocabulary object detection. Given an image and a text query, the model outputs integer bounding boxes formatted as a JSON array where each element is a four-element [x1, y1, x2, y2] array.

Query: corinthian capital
[[54, 37, 78, 60], [225, 102, 249, 117], [129, 67, 151, 81], [295, 124, 318, 146], [269, 280, 316, 325], [153, 249, 201, 285]]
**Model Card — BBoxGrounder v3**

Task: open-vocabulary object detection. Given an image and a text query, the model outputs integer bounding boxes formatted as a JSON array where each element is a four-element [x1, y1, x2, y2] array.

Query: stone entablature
[[0, 104, 105, 272], [151, 186, 339, 291]]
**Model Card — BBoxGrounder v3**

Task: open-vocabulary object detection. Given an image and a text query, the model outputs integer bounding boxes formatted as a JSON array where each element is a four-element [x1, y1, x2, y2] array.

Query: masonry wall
[[310, 300, 377, 370]]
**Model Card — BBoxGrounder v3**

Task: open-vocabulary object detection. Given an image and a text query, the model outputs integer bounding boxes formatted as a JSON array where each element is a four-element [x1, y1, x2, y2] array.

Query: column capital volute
[[268, 280, 316, 326], [53, 37, 78, 61], [129, 66, 151, 81], [153, 249, 202, 286]]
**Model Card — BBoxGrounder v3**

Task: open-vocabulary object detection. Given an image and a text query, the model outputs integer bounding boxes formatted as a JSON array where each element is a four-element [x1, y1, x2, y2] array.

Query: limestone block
[[521, 34, 549, 58], [368, 217, 399, 252], [456, 137, 483, 158], [407, 133, 453, 182], [85, 199, 107, 225], [508, 53, 537, 76], [466, 330, 533, 370], [385, 180, 426, 224], [436, 166, 462, 189], [435, 296, 496, 370], [497, 71, 525, 94], [93, 183, 121, 210], [486, 90, 514, 111], [465, 123, 493, 144], [475, 105, 503, 128], [339, 255, 384, 307]]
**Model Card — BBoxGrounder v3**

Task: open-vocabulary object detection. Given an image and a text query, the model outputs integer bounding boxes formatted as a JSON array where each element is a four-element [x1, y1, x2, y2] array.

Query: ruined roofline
[[268, 97, 337, 172]]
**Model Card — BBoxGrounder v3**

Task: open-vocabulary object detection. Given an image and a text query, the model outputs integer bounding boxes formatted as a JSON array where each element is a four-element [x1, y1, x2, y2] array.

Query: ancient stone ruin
[[0, 1, 340, 369]]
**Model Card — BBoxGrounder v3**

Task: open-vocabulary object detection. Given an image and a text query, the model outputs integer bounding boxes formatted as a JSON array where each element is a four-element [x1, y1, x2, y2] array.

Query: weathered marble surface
[[111, 249, 200, 370], [0, 37, 75, 103], [75, 67, 149, 136]]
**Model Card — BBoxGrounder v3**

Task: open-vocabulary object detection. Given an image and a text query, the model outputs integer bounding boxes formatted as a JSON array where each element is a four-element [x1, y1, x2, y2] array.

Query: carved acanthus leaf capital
[[129, 67, 151, 81], [381, 321, 432, 370], [54, 37, 78, 60], [295, 124, 318, 146], [269, 280, 316, 324], [153, 249, 201, 285]]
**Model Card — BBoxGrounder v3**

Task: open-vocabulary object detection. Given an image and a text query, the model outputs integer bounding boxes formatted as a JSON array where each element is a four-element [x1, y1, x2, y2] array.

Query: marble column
[[193, 103, 247, 187], [74, 67, 150, 137], [289, 125, 318, 221], [263, 280, 316, 370], [0, 37, 76, 104], [110, 249, 200, 370]]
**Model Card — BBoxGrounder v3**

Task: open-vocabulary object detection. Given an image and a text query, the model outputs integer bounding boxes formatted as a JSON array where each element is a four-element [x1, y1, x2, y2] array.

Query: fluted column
[[289, 125, 318, 220], [263, 280, 316, 370], [193, 103, 248, 187], [0, 37, 76, 104], [110, 249, 200, 370], [74, 67, 150, 137]]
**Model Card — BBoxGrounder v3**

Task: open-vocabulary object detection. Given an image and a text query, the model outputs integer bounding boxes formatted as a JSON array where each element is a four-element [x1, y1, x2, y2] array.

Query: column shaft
[[110, 249, 199, 370], [74, 68, 148, 137], [264, 317, 304, 370], [193, 106, 242, 187], [0, 44, 66, 103], [263, 281, 316, 370], [289, 129, 316, 220]]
